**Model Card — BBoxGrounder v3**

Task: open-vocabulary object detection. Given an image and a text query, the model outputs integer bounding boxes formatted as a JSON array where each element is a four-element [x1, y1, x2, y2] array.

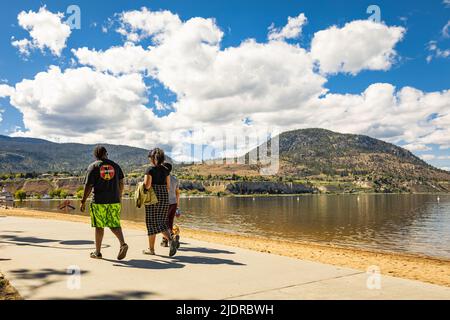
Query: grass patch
[[0, 272, 22, 300]]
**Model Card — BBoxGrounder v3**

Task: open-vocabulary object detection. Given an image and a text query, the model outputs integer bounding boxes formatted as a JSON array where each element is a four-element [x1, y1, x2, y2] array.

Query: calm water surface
[[16, 194, 450, 259]]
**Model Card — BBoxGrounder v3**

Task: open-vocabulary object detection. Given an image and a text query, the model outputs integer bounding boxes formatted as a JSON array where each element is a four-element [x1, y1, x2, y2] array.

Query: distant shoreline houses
[[0, 187, 14, 207]]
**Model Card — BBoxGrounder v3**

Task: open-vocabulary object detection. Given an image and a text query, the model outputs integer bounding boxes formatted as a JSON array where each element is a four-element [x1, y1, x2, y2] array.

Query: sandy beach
[[1, 207, 449, 288]]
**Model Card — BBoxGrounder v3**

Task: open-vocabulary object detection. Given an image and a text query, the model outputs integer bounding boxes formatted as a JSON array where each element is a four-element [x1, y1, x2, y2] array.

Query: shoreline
[[1, 207, 449, 288], [12, 191, 450, 200]]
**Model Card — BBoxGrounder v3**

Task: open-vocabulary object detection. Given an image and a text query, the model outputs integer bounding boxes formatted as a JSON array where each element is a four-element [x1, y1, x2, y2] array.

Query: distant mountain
[[182, 128, 450, 193], [0, 135, 155, 173], [273, 128, 450, 180]]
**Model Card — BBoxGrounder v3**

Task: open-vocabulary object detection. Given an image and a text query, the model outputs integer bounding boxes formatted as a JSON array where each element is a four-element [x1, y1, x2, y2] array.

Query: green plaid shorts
[[89, 203, 121, 228]]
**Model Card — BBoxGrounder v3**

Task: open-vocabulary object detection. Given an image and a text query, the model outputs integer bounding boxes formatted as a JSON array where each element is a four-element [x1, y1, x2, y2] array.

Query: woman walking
[[142, 148, 178, 256]]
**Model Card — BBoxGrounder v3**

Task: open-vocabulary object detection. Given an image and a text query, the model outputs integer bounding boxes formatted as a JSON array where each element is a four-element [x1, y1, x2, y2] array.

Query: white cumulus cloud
[[8, 66, 164, 146], [11, 6, 71, 57], [72, 44, 153, 75], [117, 7, 182, 43], [0, 84, 14, 98], [268, 13, 307, 41], [252, 84, 450, 148], [310, 20, 405, 74]]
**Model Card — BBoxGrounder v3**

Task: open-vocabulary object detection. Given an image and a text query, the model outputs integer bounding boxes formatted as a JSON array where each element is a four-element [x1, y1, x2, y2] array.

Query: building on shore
[[0, 187, 14, 207]]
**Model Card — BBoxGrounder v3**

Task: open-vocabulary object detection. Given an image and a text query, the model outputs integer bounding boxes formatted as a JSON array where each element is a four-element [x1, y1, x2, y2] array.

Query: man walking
[[81, 145, 128, 260]]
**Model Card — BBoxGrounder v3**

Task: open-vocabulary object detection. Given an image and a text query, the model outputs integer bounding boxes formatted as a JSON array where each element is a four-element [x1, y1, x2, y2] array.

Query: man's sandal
[[117, 243, 129, 260]]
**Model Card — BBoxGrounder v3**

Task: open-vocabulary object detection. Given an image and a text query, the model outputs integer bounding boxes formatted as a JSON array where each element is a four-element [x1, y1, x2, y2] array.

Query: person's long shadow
[[48, 290, 154, 300], [83, 290, 154, 300], [0, 234, 110, 250], [103, 258, 185, 270], [177, 246, 236, 255], [10, 268, 89, 280], [0, 234, 59, 244], [103, 252, 245, 269], [59, 240, 95, 246], [169, 255, 245, 266]]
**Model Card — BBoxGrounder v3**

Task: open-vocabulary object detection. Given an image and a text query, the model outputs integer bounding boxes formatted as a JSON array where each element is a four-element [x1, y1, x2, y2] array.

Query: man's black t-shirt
[[145, 165, 169, 185], [85, 159, 124, 204]]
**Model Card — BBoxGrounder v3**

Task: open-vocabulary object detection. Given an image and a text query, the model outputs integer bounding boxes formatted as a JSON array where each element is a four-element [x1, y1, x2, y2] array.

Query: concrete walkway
[[1, 216, 449, 300]]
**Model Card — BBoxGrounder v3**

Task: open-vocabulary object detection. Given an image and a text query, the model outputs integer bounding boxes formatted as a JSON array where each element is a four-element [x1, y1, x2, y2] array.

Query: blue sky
[[0, 0, 449, 168]]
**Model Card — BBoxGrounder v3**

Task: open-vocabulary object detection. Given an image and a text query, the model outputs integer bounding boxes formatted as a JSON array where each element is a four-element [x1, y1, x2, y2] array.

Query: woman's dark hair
[[94, 145, 108, 160], [165, 162, 173, 173], [148, 148, 165, 166]]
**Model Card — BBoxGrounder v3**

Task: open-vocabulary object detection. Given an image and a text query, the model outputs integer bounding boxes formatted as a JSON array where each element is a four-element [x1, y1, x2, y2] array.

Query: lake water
[[16, 194, 450, 259]]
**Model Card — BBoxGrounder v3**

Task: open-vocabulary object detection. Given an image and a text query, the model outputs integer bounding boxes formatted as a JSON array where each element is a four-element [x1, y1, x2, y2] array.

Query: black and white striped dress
[[145, 184, 169, 235]]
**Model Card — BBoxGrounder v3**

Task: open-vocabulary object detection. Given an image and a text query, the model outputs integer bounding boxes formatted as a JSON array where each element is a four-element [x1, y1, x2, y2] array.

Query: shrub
[[60, 190, 69, 199], [49, 189, 59, 198], [49, 189, 69, 199], [76, 189, 84, 199], [14, 189, 27, 201]]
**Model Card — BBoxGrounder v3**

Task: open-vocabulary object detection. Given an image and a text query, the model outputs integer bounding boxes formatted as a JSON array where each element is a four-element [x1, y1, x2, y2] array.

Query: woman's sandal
[[90, 251, 102, 259], [169, 239, 178, 257], [117, 243, 129, 260], [142, 248, 155, 255], [175, 235, 180, 249]]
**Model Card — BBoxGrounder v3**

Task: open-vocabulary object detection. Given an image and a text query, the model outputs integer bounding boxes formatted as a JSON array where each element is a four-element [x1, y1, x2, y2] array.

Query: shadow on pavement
[[170, 255, 245, 266], [0, 234, 59, 244], [9, 268, 90, 299], [10, 268, 88, 280], [82, 290, 154, 300], [178, 246, 236, 255], [104, 252, 245, 269], [59, 240, 94, 246], [0, 234, 109, 250], [48, 290, 154, 300], [103, 258, 185, 270]]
